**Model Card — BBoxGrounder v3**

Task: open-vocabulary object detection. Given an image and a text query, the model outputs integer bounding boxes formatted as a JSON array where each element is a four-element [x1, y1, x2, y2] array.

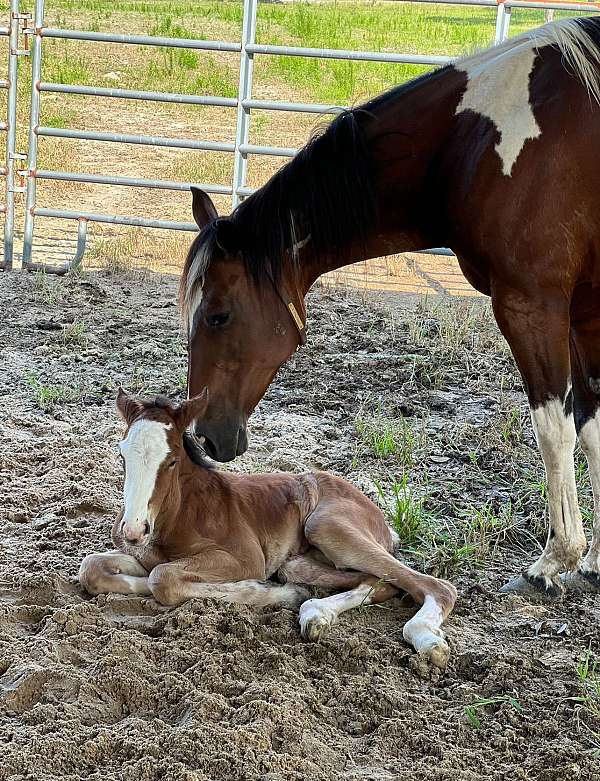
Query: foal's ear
[[191, 187, 218, 229], [116, 388, 144, 425], [176, 388, 209, 430]]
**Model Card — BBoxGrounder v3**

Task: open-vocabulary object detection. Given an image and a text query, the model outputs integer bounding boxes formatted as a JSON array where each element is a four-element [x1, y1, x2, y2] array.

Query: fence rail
[[2, 0, 600, 271]]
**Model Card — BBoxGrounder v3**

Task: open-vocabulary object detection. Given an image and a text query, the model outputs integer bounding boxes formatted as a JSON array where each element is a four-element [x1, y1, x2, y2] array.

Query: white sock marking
[[579, 410, 600, 574], [402, 594, 445, 654], [529, 397, 585, 579], [299, 583, 374, 638]]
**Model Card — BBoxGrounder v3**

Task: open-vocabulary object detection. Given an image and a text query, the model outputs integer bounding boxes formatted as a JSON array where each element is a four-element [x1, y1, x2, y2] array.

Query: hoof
[[499, 574, 562, 599], [561, 570, 600, 593], [299, 599, 336, 641], [409, 639, 450, 678]]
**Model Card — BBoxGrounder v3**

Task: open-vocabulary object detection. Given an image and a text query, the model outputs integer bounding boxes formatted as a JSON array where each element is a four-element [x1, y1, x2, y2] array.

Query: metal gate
[[2, 0, 599, 272]]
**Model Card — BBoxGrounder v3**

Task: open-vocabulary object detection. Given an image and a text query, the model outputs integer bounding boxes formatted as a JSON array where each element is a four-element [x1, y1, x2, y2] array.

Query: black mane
[[231, 109, 377, 281]]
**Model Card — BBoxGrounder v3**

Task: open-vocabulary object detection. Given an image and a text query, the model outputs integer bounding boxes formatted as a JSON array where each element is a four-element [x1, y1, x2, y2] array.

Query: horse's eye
[[168, 459, 177, 469], [206, 312, 230, 328]]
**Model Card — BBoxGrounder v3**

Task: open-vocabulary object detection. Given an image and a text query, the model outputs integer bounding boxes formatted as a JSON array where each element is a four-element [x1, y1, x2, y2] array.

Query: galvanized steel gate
[[1, 0, 599, 272]]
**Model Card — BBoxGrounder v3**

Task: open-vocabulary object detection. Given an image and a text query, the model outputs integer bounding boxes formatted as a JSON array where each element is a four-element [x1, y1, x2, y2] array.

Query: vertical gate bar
[[232, 0, 258, 209], [494, 2, 506, 44], [500, 6, 512, 41], [3, 0, 20, 270], [22, 0, 43, 268]]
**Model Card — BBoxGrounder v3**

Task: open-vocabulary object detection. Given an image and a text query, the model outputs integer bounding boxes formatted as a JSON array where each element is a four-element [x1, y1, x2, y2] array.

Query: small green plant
[[32, 269, 61, 305], [62, 321, 87, 347], [356, 416, 420, 466], [25, 373, 79, 412], [464, 696, 524, 729], [376, 474, 429, 549]]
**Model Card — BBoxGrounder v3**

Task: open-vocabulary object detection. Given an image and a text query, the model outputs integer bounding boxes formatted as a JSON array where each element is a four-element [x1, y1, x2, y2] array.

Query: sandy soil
[[1, 270, 599, 781]]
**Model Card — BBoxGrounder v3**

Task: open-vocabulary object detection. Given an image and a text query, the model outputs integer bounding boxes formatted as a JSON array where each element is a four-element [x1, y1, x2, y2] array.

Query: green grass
[[464, 696, 524, 729], [31, 0, 598, 111], [24, 372, 80, 411]]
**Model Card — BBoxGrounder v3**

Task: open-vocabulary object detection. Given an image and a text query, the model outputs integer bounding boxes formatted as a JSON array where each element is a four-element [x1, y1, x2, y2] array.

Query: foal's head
[[115, 389, 209, 546]]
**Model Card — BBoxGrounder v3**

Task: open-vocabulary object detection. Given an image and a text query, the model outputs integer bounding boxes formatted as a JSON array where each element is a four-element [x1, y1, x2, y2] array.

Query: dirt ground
[[1, 269, 600, 781]]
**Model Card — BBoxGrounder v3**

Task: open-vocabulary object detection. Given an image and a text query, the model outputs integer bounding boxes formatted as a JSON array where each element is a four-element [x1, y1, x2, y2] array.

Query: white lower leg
[[403, 594, 448, 664], [160, 579, 308, 608], [528, 398, 586, 585], [299, 582, 375, 640], [579, 410, 600, 576], [79, 551, 150, 596]]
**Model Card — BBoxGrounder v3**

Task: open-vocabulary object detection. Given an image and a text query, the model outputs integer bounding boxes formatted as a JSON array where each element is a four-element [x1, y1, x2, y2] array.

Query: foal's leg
[[493, 289, 586, 593], [148, 550, 309, 609], [302, 508, 457, 669], [279, 552, 398, 640], [79, 551, 150, 595], [571, 316, 600, 586]]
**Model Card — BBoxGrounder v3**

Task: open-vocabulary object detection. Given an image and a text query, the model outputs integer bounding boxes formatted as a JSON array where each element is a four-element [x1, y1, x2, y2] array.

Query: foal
[[80, 390, 457, 669]]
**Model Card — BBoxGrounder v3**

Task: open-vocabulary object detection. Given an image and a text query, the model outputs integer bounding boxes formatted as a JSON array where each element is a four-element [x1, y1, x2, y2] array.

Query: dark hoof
[[499, 574, 562, 599], [561, 570, 600, 593]]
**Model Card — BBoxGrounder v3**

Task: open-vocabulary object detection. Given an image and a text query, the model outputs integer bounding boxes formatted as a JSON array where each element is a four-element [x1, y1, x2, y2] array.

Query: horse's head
[[115, 389, 209, 545], [180, 188, 309, 462]]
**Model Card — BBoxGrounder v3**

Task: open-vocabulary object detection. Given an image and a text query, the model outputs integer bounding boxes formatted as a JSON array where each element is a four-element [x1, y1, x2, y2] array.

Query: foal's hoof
[[561, 570, 600, 593], [409, 640, 450, 678], [299, 599, 336, 642], [499, 574, 562, 600]]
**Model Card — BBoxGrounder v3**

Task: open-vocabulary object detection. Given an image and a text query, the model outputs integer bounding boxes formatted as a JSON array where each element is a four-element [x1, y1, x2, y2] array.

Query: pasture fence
[[1, 0, 599, 272]]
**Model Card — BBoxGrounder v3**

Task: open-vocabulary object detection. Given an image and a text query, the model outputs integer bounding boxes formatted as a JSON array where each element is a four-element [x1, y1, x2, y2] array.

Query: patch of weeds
[[499, 406, 524, 446], [62, 321, 87, 347], [569, 651, 600, 755], [375, 474, 431, 549], [356, 416, 421, 467], [464, 696, 524, 729], [460, 499, 517, 563], [25, 372, 79, 412], [32, 269, 62, 305]]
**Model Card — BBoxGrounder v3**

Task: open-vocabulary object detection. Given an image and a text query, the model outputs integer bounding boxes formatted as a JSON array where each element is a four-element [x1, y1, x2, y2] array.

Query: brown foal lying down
[[79, 390, 457, 669]]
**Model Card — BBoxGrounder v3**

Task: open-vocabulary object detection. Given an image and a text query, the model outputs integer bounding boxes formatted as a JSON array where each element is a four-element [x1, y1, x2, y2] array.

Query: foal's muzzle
[[121, 519, 150, 546]]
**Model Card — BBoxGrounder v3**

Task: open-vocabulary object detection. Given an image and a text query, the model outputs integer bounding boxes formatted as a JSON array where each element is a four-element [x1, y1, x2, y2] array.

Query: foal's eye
[[168, 459, 177, 469], [205, 312, 230, 328]]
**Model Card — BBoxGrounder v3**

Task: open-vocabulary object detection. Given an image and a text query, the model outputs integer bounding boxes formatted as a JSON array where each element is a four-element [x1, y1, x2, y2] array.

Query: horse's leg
[[148, 550, 309, 609], [571, 315, 600, 587], [492, 288, 586, 594], [79, 550, 150, 595], [301, 506, 456, 669]]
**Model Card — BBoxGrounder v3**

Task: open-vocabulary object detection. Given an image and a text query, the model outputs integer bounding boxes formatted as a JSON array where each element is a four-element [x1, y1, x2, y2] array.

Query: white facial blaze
[[119, 420, 171, 540]]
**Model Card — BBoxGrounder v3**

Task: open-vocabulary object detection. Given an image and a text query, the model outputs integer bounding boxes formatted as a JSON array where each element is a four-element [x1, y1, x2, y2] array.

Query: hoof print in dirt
[[499, 574, 562, 600], [561, 570, 600, 593]]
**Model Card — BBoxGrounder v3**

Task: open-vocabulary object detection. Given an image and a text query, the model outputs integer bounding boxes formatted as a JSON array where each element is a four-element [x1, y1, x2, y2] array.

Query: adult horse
[[180, 18, 600, 596]]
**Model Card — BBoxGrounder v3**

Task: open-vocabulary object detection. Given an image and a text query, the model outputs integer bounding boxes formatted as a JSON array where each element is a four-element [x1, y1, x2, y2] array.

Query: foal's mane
[[146, 396, 215, 470]]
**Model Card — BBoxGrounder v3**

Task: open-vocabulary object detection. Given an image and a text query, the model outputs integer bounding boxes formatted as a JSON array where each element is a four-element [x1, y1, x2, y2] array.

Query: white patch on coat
[[454, 19, 600, 176], [578, 409, 600, 575], [119, 420, 170, 541], [528, 397, 586, 580]]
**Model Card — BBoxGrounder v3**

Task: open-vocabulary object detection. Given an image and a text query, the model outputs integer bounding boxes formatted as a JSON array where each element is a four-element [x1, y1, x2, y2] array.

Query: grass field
[[2, 0, 597, 268]]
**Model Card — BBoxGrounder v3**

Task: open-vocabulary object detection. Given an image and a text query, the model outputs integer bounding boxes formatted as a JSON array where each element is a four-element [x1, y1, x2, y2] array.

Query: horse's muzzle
[[196, 420, 248, 462]]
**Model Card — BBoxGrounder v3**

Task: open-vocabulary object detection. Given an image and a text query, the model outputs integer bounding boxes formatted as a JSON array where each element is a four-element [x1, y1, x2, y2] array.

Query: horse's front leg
[[493, 287, 587, 595], [79, 550, 151, 596], [148, 550, 308, 609]]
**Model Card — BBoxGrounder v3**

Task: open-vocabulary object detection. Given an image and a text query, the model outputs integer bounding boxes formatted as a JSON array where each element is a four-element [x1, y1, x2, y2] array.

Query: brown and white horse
[[180, 18, 600, 597], [79, 391, 457, 669]]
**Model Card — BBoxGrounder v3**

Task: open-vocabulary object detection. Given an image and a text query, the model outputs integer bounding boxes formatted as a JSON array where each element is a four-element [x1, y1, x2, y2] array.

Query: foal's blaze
[[178, 17, 600, 595], [80, 392, 457, 669]]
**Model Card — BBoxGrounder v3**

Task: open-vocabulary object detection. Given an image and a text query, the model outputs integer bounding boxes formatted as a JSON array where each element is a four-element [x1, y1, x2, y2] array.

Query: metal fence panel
[[0, 0, 598, 270]]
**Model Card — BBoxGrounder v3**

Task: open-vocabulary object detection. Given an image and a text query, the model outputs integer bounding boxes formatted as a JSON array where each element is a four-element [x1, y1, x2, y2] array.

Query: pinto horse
[[180, 17, 600, 597], [79, 390, 457, 669]]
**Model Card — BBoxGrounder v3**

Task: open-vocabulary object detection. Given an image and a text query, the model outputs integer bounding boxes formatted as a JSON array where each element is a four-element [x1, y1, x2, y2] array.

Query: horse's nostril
[[143, 521, 150, 537]]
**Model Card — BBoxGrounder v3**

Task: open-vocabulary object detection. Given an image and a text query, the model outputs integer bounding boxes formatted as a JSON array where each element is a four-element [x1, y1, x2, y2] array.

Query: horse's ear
[[176, 388, 209, 430], [116, 388, 144, 425], [191, 187, 218, 229], [214, 218, 241, 255]]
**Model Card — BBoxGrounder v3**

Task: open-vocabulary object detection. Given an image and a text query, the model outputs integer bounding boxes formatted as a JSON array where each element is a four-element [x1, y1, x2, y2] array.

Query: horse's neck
[[299, 68, 466, 288]]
